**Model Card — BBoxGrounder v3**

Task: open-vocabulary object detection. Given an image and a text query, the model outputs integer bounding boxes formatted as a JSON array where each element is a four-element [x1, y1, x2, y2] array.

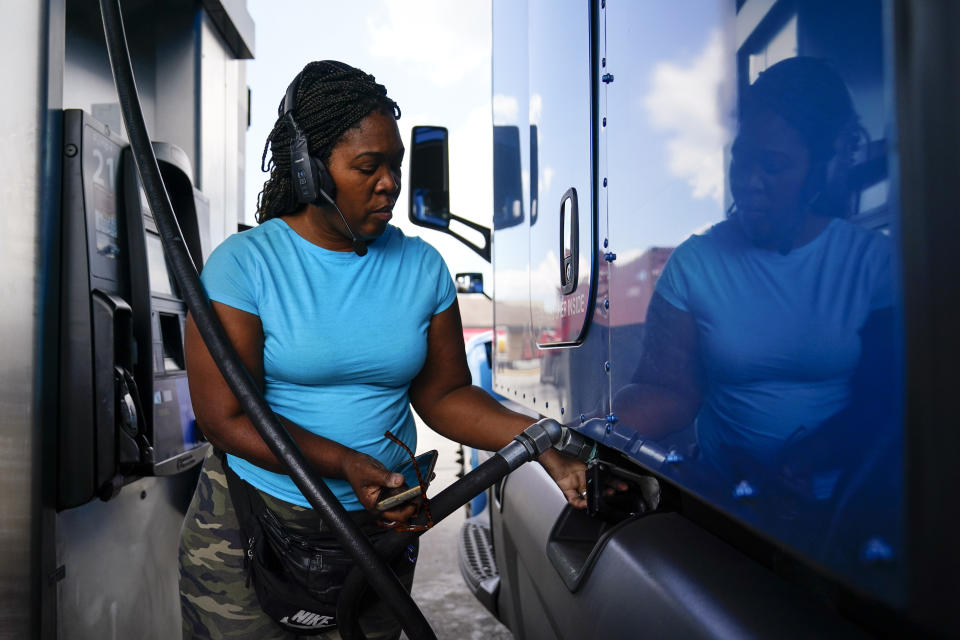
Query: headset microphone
[[317, 189, 368, 257]]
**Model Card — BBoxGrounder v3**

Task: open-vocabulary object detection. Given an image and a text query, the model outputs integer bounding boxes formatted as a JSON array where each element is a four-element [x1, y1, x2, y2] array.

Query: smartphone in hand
[[375, 449, 439, 511]]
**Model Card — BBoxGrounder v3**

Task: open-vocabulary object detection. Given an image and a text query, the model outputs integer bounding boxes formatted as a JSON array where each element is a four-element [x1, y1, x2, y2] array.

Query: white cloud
[[541, 166, 554, 196], [449, 103, 493, 224], [496, 250, 557, 309], [492, 94, 518, 123], [643, 30, 731, 203], [495, 264, 529, 302], [531, 250, 559, 308], [366, 0, 491, 87], [529, 93, 542, 123]]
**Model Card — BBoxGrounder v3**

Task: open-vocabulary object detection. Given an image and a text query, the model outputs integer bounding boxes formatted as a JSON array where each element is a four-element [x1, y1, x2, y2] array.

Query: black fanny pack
[[221, 455, 354, 634]]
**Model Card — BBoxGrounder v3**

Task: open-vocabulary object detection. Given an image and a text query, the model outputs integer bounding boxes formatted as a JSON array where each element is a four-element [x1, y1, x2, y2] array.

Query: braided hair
[[744, 57, 857, 163], [256, 60, 401, 223], [742, 57, 864, 218]]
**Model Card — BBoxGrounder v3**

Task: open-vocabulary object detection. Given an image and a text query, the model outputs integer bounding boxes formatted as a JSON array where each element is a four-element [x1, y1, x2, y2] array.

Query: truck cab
[[411, 0, 960, 637]]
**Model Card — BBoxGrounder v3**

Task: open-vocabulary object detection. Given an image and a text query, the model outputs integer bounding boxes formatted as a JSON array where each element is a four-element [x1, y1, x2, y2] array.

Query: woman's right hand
[[341, 451, 419, 523]]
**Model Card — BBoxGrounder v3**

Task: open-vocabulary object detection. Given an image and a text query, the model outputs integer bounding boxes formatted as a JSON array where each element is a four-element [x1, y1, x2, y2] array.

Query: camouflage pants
[[179, 451, 417, 639]]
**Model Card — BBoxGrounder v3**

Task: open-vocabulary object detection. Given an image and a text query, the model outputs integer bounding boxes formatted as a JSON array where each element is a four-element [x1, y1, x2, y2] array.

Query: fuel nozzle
[[555, 427, 598, 463], [498, 418, 563, 470]]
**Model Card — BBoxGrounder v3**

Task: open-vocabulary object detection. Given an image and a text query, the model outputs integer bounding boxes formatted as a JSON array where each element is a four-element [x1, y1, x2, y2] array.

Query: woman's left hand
[[341, 451, 419, 523], [537, 449, 588, 509]]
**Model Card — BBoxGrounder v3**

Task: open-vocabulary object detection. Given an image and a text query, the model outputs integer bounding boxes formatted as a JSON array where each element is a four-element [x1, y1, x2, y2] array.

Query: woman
[[179, 60, 586, 639], [615, 57, 896, 523]]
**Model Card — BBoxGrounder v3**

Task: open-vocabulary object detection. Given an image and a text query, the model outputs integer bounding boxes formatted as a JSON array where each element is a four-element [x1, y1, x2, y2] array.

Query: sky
[[244, 0, 493, 282]]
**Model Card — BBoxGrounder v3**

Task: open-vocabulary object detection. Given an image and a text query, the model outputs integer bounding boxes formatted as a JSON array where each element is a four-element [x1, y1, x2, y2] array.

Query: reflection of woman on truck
[[178, 60, 587, 639], [615, 58, 896, 513]]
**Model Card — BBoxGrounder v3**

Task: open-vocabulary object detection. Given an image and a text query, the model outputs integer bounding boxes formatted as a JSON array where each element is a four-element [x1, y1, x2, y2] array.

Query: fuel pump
[[57, 110, 208, 510], [121, 142, 209, 476]]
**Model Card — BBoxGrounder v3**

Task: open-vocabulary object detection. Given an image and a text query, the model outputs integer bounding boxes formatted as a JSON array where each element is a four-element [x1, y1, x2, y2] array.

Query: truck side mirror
[[408, 125, 492, 262], [455, 272, 491, 300], [456, 272, 484, 294], [409, 126, 451, 230]]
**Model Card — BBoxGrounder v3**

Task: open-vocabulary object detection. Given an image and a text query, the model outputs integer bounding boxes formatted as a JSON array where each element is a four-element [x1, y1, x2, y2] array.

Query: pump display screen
[[152, 376, 201, 463], [82, 124, 123, 282], [145, 232, 174, 295], [95, 206, 119, 258]]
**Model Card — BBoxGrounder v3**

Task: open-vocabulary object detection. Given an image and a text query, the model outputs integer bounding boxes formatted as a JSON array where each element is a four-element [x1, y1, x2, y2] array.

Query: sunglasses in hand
[[376, 431, 437, 533]]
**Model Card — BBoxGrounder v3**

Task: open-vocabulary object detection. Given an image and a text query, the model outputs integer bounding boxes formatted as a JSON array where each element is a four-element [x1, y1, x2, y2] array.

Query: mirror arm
[[446, 211, 491, 263]]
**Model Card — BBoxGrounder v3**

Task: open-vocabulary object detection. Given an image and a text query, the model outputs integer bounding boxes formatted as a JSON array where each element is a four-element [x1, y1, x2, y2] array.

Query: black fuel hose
[[97, 1, 434, 637], [337, 419, 563, 640]]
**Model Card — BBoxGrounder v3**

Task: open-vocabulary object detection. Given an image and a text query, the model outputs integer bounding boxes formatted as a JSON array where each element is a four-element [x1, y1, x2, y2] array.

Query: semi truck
[[409, 0, 960, 637]]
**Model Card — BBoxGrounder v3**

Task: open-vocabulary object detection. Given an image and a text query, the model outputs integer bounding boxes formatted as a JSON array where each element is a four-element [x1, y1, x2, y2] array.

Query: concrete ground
[[400, 421, 513, 640]]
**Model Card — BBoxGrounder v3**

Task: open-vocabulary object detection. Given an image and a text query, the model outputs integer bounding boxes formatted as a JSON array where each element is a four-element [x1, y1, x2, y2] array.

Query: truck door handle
[[559, 187, 579, 295]]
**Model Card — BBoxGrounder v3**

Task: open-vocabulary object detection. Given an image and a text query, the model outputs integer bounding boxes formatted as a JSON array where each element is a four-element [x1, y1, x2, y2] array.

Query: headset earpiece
[[282, 73, 336, 206], [816, 121, 867, 217], [288, 114, 318, 203], [311, 156, 337, 202]]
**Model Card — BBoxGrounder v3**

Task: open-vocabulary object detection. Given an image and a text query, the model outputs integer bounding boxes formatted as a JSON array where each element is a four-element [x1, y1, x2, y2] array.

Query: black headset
[[281, 72, 369, 256], [281, 73, 337, 205]]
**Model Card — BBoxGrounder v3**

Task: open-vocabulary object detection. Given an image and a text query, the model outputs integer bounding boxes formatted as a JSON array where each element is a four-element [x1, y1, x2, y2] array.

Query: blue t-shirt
[[655, 218, 892, 468], [200, 219, 457, 509]]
